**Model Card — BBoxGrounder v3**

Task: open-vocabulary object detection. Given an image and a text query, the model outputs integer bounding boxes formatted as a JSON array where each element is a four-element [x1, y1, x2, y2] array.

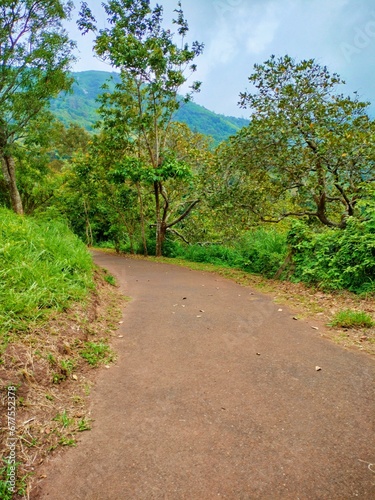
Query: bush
[[174, 243, 245, 267], [0, 208, 94, 339], [288, 215, 375, 294], [235, 229, 287, 277], [173, 228, 287, 277]]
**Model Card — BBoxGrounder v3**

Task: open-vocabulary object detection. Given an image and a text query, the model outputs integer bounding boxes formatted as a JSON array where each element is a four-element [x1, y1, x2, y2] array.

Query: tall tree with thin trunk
[[78, 0, 203, 256], [0, 0, 76, 214]]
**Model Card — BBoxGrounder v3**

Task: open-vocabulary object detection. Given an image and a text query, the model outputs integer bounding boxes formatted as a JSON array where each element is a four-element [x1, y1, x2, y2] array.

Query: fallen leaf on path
[[311, 326, 319, 330]]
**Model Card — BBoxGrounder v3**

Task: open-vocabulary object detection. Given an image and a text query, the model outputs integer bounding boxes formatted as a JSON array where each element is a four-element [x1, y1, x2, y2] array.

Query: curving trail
[[35, 251, 375, 499]]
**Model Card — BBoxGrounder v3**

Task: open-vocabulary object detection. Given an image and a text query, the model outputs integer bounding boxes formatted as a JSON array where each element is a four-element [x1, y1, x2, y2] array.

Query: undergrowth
[[0, 208, 94, 348]]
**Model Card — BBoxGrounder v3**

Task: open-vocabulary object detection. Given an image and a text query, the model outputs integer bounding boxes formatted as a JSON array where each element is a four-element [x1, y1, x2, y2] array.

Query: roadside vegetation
[[0, 208, 93, 347], [0, 209, 123, 497], [0, 0, 374, 494]]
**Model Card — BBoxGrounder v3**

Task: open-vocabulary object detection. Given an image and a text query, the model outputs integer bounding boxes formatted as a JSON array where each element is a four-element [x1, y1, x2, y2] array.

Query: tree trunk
[[1, 154, 23, 215], [156, 222, 167, 257], [137, 181, 148, 256], [154, 181, 163, 257], [83, 199, 93, 247]]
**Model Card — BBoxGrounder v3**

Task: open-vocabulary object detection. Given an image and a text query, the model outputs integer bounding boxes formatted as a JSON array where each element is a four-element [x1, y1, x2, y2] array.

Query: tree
[[15, 119, 91, 215], [0, 0, 76, 214], [231, 55, 375, 228], [78, 0, 204, 255]]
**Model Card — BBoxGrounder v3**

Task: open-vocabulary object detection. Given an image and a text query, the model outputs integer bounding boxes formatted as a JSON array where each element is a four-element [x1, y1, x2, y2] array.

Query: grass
[[104, 273, 117, 286], [329, 309, 374, 329], [80, 341, 114, 366], [0, 259, 125, 497], [53, 410, 74, 428], [0, 208, 94, 350], [0, 459, 27, 499]]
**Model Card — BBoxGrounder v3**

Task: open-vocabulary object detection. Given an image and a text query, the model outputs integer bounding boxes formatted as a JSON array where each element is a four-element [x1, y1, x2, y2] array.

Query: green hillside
[[50, 71, 248, 143]]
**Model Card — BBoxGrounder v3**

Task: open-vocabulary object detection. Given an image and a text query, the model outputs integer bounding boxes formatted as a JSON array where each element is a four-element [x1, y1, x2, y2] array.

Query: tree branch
[[166, 228, 190, 244], [167, 199, 199, 228]]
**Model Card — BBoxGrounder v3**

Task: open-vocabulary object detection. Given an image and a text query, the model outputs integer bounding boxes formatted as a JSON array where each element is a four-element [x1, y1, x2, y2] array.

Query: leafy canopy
[[0, 0, 76, 148], [233, 55, 375, 228]]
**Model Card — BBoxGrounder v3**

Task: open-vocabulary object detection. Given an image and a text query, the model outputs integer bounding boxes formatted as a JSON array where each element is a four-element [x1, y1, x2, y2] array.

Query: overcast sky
[[66, 0, 375, 118]]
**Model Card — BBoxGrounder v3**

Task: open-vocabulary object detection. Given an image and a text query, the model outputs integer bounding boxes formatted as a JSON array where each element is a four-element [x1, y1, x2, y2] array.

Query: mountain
[[50, 71, 248, 144]]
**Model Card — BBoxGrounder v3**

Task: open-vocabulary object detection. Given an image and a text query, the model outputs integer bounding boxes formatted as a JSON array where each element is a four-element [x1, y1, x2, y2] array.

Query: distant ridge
[[50, 71, 248, 143]]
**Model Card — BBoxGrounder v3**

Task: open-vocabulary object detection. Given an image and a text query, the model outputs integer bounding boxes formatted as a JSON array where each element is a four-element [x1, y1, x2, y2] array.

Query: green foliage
[[0, 0, 75, 141], [176, 243, 244, 267], [0, 459, 26, 500], [77, 418, 91, 432], [53, 410, 74, 428], [0, 459, 14, 500], [329, 309, 374, 328], [232, 55, 375, 228], [288, 214, 375, 294], [236, 229, 288, 277], [104, 274, 117, 286], [0, 0, 76, 214], [172, 228, 287, 277], [0, 209, 93, 343], [80, 342, 114, 366]]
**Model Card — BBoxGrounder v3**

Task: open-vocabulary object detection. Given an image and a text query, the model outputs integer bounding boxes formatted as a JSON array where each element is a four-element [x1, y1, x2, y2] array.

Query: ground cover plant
[[0, 208, 94, 350], [0, 209, 124, 497]]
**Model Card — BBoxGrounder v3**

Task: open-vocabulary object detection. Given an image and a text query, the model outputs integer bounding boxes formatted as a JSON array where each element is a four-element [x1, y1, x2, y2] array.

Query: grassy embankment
[[0, 209, 123, 498]]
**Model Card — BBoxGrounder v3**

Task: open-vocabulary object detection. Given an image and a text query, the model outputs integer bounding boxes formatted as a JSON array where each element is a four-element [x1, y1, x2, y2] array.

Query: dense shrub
[[173, 228, 287, 277], [235, 229, 287, 277], [175, 243, 244, 267], [288, 215, 375, 294]]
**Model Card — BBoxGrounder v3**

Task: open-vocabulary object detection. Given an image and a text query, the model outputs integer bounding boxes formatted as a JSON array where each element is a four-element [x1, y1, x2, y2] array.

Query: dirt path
[[34, 252, 375, 499]]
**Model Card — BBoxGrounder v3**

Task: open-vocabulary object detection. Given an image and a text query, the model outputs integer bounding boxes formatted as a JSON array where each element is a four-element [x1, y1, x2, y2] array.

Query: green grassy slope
[[0, 209, 93, 342], [50, 71, 248, 143]]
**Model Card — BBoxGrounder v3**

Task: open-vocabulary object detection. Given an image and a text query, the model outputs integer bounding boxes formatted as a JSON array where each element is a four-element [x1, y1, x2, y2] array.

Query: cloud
[[66, 0, 375, 117], [246, 10, 280, 55]]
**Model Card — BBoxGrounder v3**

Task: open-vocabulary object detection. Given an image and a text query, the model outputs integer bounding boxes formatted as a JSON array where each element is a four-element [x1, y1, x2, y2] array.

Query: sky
[[66, 0, 375, 118]]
